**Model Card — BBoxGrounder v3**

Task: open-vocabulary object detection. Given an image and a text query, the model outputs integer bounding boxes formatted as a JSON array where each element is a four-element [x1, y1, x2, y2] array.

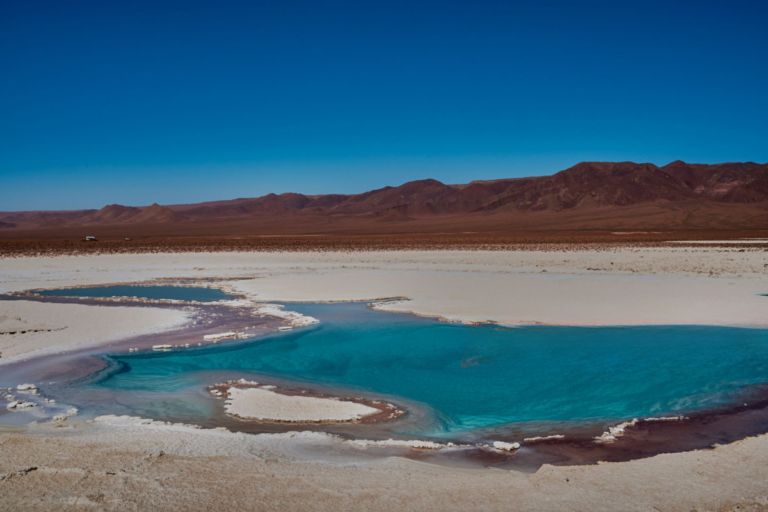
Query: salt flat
[[1, 246, 768, 511], [1, 248, 767, 329], [0, 300, 189, 364]]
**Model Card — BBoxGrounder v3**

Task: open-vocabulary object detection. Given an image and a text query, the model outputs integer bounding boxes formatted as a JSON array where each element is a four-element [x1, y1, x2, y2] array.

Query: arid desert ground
[[1, 241, 767, 511]]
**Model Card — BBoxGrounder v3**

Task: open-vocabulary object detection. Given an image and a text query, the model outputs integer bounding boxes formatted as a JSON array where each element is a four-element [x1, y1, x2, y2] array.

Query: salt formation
[[252, 303, 319, 327], [7, 400, 36, 410], [224, 387, 379, 423], [492, 441, 520, 451], [347, 439, 458, 450], [594, 416, 687, 443], [53, 407, 79, 421], [203, 332, 237, 341]]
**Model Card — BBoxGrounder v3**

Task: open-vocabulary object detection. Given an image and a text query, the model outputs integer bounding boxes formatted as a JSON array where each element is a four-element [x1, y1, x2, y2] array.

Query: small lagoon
[[69, 302, 768, 439], [37, 285, 233, 302]]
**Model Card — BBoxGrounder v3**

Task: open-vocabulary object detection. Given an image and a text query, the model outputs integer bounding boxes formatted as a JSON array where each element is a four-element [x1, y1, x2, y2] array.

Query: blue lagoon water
[[38, 285, 233, 302], [79, 303, 768, 438]]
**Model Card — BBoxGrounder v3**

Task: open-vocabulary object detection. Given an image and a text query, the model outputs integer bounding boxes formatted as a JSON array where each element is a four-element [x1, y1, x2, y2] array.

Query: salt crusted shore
[[0, 300, 190, 364], [1, 247, 768, 510], [1, 247, 767, 328], [2, 415, 768, 511]]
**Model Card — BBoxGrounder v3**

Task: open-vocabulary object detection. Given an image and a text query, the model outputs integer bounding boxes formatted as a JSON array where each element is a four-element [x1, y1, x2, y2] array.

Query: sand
[[1, 416, 768, 511], [0, 300, 190, 364], [224, 387, 380, 423]]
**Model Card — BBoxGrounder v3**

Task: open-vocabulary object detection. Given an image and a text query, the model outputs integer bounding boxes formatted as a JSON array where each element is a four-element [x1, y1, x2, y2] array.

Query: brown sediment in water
[[422, 385, 768, 471]]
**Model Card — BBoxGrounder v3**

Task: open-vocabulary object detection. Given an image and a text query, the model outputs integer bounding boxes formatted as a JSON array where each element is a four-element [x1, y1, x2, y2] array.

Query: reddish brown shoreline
[[429, 384, 768, 471], [207, 380, 405, 425]]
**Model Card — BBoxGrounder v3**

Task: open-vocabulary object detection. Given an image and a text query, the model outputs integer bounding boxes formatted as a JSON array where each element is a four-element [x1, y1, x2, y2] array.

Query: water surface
[[37, 285, 233, 302], [70, 303, 768, 439]]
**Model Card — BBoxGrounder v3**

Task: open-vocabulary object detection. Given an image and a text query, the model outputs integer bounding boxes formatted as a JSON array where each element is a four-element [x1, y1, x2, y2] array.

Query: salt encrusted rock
[[347, 439, 450, 450], [17, 383, 37, 391], [523, 435, 565, 443], [7, 400, 35, 410], [203, 332, 237, 341], [253, 304, 320, 327], [492, 441, 521, 451]]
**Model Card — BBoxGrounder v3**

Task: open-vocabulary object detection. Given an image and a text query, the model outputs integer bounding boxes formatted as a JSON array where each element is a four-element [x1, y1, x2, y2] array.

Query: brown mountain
[[173, 161, 768, 219], [123, 203, 187, 223], [84, 203, 187, 224], [88, 204, 142, 223], [2, 160, 767, 238]]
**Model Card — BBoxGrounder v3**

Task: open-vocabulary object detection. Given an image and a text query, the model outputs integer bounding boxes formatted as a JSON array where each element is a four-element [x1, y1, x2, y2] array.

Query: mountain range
[[3, 160, 768, 237]]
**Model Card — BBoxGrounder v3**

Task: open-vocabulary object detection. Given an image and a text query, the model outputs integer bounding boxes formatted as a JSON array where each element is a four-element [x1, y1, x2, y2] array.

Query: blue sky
[[1, 0, 767, 211]]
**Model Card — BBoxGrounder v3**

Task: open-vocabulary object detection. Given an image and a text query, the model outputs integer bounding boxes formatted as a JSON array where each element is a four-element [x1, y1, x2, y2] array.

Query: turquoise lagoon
[[74, 302, 768, 439], [38, 285, 233, 302]]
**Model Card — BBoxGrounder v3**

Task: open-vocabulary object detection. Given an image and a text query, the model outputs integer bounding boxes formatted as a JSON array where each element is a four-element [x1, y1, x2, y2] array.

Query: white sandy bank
[[0, 300, 189, 364], [4, 415, 768, 511], [2, 248, 767, 327], [224, 387, 379, 422]]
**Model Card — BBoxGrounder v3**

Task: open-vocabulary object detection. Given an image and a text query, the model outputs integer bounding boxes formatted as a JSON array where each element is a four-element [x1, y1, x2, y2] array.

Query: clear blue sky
[[1, 0, 767, 211]]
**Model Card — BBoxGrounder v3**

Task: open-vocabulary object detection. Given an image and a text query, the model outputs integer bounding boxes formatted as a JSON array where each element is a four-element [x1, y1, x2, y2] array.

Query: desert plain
[[0, 239, 766, 511]]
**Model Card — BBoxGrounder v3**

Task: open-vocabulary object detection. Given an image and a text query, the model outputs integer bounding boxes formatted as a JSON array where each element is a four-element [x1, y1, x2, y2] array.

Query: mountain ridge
[[2, 160, 767, 235]]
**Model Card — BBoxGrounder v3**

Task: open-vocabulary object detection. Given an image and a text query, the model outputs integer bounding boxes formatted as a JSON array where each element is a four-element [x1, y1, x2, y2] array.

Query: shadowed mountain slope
[[2, 161, 767, 237]]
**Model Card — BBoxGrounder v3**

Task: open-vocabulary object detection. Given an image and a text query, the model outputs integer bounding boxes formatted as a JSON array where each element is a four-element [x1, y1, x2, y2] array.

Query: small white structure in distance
[[152, 344, 173, 351]]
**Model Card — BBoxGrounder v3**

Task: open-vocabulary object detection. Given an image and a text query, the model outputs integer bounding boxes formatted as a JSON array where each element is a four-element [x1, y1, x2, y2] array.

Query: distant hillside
[[2, 160, 767, 237], [168, 161, 768, 218]]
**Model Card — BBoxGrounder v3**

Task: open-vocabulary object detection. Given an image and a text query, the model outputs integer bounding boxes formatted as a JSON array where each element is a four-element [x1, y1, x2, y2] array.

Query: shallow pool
[[37, 285, 233, 302], [71, 302, 768, 438]]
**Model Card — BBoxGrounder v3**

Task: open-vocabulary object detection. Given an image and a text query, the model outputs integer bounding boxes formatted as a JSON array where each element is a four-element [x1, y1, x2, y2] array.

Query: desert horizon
[[2, 160, 768, 243]]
